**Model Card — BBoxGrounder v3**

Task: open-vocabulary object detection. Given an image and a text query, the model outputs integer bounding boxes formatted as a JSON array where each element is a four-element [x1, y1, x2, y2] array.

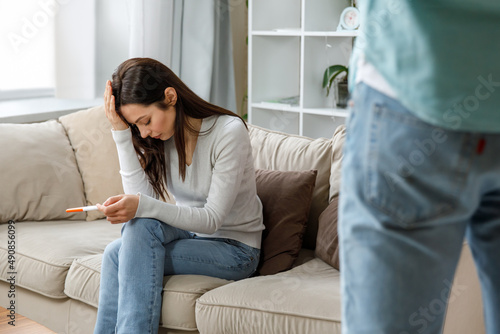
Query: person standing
[[339, 1, 500, 333]]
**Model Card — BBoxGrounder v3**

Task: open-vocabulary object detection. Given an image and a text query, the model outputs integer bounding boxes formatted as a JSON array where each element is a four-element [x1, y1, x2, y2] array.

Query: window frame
[[0, 88, 55, 101]]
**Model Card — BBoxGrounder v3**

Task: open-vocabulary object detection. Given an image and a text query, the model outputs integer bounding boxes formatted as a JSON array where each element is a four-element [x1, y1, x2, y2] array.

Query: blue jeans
[[339, 83, 500, 334], [94, 218, 260, 334]]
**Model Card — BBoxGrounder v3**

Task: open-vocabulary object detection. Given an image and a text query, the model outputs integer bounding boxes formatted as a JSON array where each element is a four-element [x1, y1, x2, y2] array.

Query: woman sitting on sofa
[[93, 57, 264, 334]]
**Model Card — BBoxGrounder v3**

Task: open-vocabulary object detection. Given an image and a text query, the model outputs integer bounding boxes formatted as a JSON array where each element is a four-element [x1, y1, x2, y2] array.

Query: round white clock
[[338, 6, 360, 31]]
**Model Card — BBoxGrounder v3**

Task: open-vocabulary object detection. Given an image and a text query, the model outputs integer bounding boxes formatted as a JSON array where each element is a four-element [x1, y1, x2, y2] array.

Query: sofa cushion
[[255, 169, 317, 275], [0, 120, 86, 223], [195, 258, 341, 334], [65, 254, 231, 331], [161, 275, 231, 331], [315, 196, 340, 270], [0, 220, 122, 298], [329, 125, 346, 200], [248, 124, 334, 249], [59, 106, 124, 221], [64, 254, 103, 307]]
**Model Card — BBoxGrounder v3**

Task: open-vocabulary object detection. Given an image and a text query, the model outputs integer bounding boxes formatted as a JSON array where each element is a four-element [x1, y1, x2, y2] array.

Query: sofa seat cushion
[[0, 220, 122, 298], [65, 259, 227, 332], [161, 275, 232, 331], [64, 253, 103, 307], [195, 258, 341, 334], [66, 254, 231, 332]]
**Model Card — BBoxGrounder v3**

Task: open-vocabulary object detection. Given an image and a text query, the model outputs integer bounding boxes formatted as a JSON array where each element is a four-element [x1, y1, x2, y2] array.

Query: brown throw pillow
[[256, 169, 317, 276], [315, 196, 340, 270]]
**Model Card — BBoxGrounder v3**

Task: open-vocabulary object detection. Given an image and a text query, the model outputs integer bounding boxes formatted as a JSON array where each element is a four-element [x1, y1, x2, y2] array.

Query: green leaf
[[322, 65, 348, 88], [322, 65, 348, 96]]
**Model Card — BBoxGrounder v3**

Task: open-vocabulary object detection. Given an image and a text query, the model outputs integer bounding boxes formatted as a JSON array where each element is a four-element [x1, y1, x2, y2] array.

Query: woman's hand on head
[[104, 80, 129, 131], [97, 194, 139, 224]]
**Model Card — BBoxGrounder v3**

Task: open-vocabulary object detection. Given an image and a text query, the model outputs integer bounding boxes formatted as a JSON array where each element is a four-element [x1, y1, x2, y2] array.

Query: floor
[[0, 306, 56, 333]]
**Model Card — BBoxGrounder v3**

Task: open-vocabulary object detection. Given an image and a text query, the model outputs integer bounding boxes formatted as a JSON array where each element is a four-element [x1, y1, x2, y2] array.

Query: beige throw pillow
[[59, 106, 124, 221], [0, 121, 86, 223]]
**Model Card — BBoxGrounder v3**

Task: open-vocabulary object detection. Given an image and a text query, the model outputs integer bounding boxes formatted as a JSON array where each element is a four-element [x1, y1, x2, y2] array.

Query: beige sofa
[[0, 106, 485, 333]]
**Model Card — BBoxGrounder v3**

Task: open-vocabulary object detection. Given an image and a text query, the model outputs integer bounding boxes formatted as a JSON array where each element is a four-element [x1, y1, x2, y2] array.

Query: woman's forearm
[[111, 128, 155, 197]]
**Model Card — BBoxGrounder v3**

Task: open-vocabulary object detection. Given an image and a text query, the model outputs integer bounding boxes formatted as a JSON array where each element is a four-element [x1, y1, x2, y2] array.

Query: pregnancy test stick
[[66, 205, 99, 213]]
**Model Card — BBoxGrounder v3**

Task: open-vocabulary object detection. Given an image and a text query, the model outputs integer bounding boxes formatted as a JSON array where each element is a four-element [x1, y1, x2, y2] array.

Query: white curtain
[[127, 0, 174, 66], [127, 0, 237, 112]]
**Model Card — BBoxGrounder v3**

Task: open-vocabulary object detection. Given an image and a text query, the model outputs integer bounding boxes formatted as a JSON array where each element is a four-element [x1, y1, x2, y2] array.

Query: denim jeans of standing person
[[94, 218, 260, 334], [339, 83, 500, 334]]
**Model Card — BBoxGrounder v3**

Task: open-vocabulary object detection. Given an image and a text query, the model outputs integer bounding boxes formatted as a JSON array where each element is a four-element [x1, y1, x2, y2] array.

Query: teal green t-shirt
[[353, 0, 500, 132]]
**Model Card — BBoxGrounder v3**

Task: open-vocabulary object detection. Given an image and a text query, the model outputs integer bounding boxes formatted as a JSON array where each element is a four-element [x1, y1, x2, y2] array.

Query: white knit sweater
[[111, 115, 264, 249]]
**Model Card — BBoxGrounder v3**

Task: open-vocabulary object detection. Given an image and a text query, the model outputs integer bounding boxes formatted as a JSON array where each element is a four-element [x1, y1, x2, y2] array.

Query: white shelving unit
[[248, 0, 357, 139]]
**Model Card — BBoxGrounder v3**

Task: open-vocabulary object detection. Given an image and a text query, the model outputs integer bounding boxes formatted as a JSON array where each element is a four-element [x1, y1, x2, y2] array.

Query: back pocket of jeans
[[364, 103, 469, 228]]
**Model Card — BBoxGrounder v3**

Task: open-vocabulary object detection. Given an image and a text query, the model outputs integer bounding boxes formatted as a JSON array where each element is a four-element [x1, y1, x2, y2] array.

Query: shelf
[[251, 36, 300, 104], [302, 108, 349, 117], [252, 30, 301, 37], [251, 0, 301, 31], [248, 0, 357, 139], [252, 30, 358, 37], [252, 108, 300, 135], [251, 102, 349, 118], [304, 0, 349, 32], [304, 31, 358, 37], [251, 102, 301, 112], [303, 36, 352, 109]]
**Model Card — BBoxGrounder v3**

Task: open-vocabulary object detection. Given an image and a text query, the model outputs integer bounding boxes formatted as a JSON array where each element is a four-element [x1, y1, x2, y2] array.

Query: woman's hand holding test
[[97, 194, 139, 224]]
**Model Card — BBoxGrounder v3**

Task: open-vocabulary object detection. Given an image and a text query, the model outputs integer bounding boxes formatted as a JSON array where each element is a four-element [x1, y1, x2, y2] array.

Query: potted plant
[[322, 65, 349, 108]]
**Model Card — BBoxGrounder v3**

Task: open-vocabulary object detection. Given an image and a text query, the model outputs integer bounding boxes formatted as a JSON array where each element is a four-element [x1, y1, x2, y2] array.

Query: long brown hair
[[111, 57, 246, 201]]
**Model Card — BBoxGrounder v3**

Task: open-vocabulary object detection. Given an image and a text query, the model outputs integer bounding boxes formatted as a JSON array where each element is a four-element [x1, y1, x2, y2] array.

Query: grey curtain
[[128, 0, 236, 112]]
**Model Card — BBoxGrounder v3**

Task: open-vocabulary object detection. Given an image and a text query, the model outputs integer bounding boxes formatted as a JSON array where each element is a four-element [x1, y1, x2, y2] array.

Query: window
[[0, 0, 55, 100]]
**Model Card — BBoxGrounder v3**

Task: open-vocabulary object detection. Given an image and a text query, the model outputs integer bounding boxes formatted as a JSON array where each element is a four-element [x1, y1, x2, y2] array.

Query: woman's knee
[[122, 218, 162, 238], [102, 238, 121, 266], [121, 218, 190, 248]]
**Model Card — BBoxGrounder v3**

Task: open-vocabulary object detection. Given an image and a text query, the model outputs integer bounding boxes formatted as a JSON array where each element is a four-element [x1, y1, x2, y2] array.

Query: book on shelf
[[259, 95, 299, 108]]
